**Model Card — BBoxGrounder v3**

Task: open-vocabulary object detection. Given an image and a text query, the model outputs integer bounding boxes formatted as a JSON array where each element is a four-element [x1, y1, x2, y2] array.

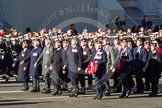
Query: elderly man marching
[[64, 37, 83, 97], [91, 41, 107, 100], [102, 37, 116, 96], [117, 39, 133, 98], [28, 39, 42, 92], [50, 40, 63, 96], [34, 38, 54, 94], [12, 40, 31, 91]]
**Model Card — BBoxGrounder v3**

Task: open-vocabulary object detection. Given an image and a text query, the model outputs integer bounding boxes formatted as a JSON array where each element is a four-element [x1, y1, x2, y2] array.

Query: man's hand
[[85, 68, 88, 74], [24, 67, 26, 71], [12, 63, 15, 68], [63, 70, 66, 74], [78, 67, 81, 72], [45, 65, 47, 69], [63, 65, 66, 70], [49, 66, 53, 71], [20, 61, 24, 65], [34, 63, 37, 68], [110, 66, 113, 70]]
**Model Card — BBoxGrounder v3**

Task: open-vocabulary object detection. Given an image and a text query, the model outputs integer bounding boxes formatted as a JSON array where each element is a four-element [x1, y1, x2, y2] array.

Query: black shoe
[[79, 87, 85, 94], [42, 90, 50, 94], [119, 95, 125, 98], [148, 93, 157, 97], [104, 90, 111, 96], [86, 86, 92, 90], [114, 90, 121, 93], [69, 93, 75, 97], [93, 96, 102, 100], [21, 88, 29, 91], [74, 93, 78, 97], [93, 96, 98, 100], [69, 93, 78, 97], [133, 91, 144, 94], [119, 95, 127, 98], [52, 91, 59, 96], [52, 90, 62, 96], [79, 91, 85, 95], [30, 89, 37, 93]]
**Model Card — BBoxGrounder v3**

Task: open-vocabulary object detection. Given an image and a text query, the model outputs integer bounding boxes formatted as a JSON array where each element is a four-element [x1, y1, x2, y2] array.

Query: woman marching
[[29, 39, 42, 92], [143, 41, 162, 97], [12, 40, 31, 91]]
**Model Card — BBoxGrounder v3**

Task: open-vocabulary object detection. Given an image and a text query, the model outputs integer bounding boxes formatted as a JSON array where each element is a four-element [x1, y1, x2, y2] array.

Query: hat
[[139, 32, 144, 35], [11, 38, 16, 41], [152, 40, 158, 44], [24, 34, 28, 37], [55, 40, 61, 43], [88, 39, 94, 43], [95, 40, 102, 44], [121, 39, 128, 43], [5, 35, 10, 38], [58, 35, 62, 38], [18, 36, 23, 39], [137, 37, 142, 41], [63, 33, 67, 37], [62, 39, 68, 43], [80, 38, 86, 42], [72, 35, 77, 38], [51, 35, 57, 39], [78, 34, 83, 38]]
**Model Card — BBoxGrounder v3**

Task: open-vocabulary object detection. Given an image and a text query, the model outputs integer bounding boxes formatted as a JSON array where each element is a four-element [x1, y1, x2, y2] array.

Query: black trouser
[[145, 70, 150, 90], [120, 73, 129, 96], [71, 78, 79, 94], [103, 80, 111, 92], [23, 81, 29, 90], [44, 72, 51, 91], [88, 74, 93, 86], [62, 69, 69, 89], [78, 74, 85, 90], [54, 85, 61, 92], [135, 69, 144, 92], [151, 77, 159, 94], [127, 72, 135, 90], [32, 76, 40, 90], [113, 72, 122, 91], [145, 77, 150, 90], [0, 59, 6, 74]]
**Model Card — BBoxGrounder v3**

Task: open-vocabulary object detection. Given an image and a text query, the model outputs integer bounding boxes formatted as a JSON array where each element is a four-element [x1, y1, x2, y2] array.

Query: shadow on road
[[0, 100, 53, 106]]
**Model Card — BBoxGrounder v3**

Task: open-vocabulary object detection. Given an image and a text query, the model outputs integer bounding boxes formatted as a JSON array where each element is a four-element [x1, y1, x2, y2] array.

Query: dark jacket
[[118, 47, 133, 73], [133, 46, 147, 69], [66, 45, 83, 78], [28, 47, 42, 77], [51, 48, 63, 85], [15, 48, 31, 81], [36, 45, 53, 75], [91, 49, 107, 76]]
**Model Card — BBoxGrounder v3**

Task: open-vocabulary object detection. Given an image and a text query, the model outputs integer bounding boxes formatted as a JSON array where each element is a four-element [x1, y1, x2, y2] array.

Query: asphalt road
[[0, 78, 162, 108]]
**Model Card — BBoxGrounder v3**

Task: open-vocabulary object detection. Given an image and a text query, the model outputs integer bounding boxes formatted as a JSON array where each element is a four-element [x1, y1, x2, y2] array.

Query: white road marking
[[0, 91, 24, 93], [21, 96, 69, 100], [3, 96, 70, 101]]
